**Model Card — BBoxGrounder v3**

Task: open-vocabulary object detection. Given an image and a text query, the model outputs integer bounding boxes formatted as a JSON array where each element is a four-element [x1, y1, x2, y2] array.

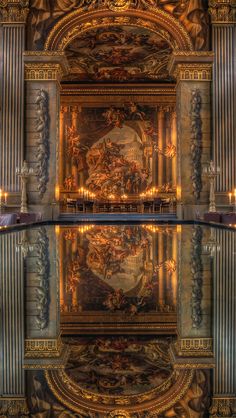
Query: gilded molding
[[25, 337, 62, 358], [25, 63, 64, 81], [177, 338, 213, 357], [209, 397, 236, 417], [108, 412, 131, 418], [209, 0, 236, 23], [45, 7, 193, 51], [174, 64, 212, 81], [0, 0, 29, 23], [0, 398, 29, 417]]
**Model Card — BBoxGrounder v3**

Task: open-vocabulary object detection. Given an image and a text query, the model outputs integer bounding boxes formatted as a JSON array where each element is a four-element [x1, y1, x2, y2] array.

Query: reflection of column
[[158, 108, 165, 187], [0, 232, 25, 396], [158, 232, 164, 305], [0, 2, 28, 197], [171, 109, 177, 188], [210, 228, 236, 415], [60, 106, 67, 189], [165, 110, 172, 185], [172, 229, 177, 308]]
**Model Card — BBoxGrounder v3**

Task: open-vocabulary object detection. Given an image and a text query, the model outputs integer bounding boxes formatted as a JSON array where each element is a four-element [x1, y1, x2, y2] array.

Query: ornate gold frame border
[[44, 8, 193, 52], [45, 368, 194, 414]]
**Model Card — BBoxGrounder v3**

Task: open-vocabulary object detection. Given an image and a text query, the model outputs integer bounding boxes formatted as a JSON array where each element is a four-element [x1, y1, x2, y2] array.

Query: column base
[[170, 339, 214, 369]]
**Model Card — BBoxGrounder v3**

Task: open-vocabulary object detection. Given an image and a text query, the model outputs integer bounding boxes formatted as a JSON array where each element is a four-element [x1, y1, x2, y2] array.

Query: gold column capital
[[209, 0, 236, 23], [209, 397, 236, 417], [168, 52, 214, 82], [24, 51, 69, 82], [0, 0, 29, 23]]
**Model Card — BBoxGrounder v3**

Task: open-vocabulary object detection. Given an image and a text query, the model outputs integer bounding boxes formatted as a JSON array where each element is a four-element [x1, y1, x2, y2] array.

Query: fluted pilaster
[[0, 1, 29, 192], [209, 1, 236, 192], [213, 229, 236, 396]]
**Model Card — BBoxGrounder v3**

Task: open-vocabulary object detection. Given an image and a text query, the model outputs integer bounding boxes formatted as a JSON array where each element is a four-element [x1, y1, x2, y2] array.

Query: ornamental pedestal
[[24, 52, 69, 220], [169, 52, 214, 220]]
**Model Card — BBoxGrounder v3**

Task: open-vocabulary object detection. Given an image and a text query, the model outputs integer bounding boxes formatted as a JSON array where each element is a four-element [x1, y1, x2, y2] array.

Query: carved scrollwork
[[35, 227, 50, 330], [209, 397, 236, 417], [35, 89, 50, 199], [191, 226, 203, 328], [190, 89, 202, 200]]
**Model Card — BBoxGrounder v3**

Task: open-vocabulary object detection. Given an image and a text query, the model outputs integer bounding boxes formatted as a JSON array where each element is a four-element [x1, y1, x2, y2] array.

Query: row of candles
[[0, 189, 8, 205], [140, 187, 159, 199]]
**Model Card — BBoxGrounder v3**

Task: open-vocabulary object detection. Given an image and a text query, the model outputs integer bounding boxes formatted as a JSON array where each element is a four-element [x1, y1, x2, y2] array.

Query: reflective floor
[[0, 224, 235, 417]]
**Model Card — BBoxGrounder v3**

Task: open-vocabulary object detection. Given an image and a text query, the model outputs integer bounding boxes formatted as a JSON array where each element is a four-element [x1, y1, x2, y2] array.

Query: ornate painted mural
[[61, 103, 177, 197], [64, 26, 173, 82], [28, 0, 209, 52]]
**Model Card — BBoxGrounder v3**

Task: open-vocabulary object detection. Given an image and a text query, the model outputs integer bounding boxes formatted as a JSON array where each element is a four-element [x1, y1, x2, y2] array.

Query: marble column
[[24, 52, 69, 219], [169, 52, 214, 220], [209, 1, 236, 203], [0, 1, 29, 205]]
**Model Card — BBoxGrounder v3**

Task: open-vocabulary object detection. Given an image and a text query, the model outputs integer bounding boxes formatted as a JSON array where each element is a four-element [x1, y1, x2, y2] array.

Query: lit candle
[[4, 192, 7, 205], [229, 192, 232, 204]]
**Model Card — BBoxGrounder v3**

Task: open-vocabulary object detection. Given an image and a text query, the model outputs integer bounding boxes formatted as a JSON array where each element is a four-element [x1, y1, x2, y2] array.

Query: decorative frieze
[[35, 89, 50, 199], [177, 338, 213, 357], [209, 0, 236, 23], [168, 52, 214, 82], [0, 0, 29, 23], [190, 89, 202, 200], [25, 337, 62, 358], [25, 63, 64, 82]]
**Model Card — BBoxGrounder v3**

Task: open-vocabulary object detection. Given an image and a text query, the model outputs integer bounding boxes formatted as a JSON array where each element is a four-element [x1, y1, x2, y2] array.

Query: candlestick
[[229, 192, 232, 204], [4, 192, 8, 205]]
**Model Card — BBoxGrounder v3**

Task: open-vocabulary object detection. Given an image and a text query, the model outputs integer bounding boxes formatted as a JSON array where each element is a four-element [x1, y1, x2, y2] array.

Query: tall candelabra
[[16, 161, 34, 213], [203, 160, 220, 213]]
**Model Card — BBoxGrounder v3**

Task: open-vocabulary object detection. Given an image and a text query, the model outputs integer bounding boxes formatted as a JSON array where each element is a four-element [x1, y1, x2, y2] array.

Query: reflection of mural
[[60, 225, 177, 316], [64, 26, 172, 82], [27, 362, 211, 417], [65, 337, 172, 396]]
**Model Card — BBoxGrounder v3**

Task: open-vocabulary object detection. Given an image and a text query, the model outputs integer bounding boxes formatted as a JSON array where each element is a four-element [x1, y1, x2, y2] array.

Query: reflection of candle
[[55, 185, 60, 201], [4, 192, 7, 204], [229, 192, 232, 204]]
